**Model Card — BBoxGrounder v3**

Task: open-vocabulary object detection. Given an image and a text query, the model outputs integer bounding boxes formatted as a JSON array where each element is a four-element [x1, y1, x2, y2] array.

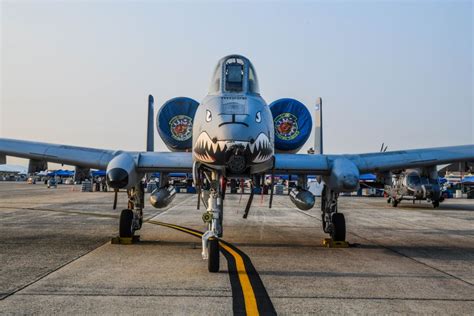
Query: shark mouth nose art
[[194, 132, 273, 164]]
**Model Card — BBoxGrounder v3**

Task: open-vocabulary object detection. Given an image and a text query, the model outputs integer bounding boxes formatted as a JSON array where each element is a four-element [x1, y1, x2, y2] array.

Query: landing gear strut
[[321, 186, 346, 241], [119, 182, 144, 238], [201, 171, 223, 273]]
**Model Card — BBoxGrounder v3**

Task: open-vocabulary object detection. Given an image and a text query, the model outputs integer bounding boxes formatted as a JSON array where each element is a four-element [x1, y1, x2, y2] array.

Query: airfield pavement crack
[[293, 208, 474, 288], [12, 293, 233, 298], [8, 293, 473, 302], [348, 231, 474, 287], [0, 195, 197, 299], [0, 241, 110, 301]]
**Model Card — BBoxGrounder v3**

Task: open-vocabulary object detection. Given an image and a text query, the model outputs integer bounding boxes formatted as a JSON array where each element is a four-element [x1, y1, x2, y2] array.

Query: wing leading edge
[[275, 144, 474, 175], [0, 138, 193, 172], [1, 138, 472, 176]]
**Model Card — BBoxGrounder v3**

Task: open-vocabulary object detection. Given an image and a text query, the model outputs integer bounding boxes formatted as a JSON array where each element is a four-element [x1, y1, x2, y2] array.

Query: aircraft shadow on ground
[[355, 244, 474, 261], [395, 204, 474, 211], [258, 270, 452, 279], [134, 240, 201, 248]]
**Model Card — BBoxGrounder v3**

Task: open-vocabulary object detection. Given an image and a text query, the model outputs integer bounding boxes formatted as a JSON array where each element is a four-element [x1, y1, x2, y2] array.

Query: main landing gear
[[119, 183, 144, 238], [200, 171, 224, 273], [321, 186, 346, 241]]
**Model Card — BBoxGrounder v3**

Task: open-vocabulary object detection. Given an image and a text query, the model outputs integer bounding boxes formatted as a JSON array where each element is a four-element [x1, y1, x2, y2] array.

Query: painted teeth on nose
[[249, 142, 255, 153]]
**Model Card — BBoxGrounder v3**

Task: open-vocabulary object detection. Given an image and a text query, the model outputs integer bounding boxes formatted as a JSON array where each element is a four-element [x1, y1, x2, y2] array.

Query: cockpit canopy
[[406, 173, 439, 186], [209, 55, 260, 95]]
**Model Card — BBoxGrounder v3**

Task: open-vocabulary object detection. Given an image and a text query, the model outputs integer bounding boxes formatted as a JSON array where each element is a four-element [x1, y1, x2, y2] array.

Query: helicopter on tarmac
[[386, 169, 444, 208]]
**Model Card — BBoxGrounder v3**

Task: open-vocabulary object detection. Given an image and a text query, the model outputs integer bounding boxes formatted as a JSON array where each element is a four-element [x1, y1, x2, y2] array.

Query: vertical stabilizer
[[147, 95, 154, 152], [314, 97, 323, 154]]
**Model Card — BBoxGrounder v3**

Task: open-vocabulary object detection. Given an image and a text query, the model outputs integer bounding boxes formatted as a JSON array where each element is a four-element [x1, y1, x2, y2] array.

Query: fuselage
[[192, 55, 274, 176]]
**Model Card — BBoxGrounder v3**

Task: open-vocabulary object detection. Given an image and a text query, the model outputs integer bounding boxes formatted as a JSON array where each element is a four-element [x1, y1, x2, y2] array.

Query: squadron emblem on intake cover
[[274, 113, 299, 141], [169, 115, 193, 141]]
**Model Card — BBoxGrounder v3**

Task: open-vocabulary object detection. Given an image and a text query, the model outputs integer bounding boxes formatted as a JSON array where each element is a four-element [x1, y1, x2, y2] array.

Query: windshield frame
[[407, 175, 421, 186], [208, 55, 260, 95]]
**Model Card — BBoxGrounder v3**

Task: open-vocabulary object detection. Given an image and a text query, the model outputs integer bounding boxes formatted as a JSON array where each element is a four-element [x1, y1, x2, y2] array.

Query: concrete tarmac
[[0, 182, 473, 314]]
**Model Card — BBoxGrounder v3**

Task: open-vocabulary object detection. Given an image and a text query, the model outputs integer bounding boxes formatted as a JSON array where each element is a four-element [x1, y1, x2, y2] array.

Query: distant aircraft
[[386, 169, 443, 208], [1, 55, 473, 272]]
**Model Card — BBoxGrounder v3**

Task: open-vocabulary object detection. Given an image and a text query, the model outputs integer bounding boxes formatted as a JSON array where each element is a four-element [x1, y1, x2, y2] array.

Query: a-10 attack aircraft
[[1, 55, 473, 272]]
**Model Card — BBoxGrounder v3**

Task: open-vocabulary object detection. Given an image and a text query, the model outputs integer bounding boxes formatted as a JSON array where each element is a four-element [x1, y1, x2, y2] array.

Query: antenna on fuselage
[[147, 95, 155, 152]]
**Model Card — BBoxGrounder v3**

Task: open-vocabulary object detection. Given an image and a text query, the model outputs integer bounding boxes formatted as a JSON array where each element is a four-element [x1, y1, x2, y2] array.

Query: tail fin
[[147, 95, 154, 152], [315, 97, 323, 154]]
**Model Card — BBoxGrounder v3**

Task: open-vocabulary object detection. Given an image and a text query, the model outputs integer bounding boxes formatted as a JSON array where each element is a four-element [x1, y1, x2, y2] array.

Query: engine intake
[[269, 98, 312, 153], [157, 97, 199, 152]]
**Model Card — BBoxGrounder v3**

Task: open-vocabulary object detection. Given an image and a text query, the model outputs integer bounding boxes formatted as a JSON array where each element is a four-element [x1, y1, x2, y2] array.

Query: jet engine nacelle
[[149, 185, 176, 209], [106, 153, 138, 189], [269, 98, 312, 154], [157, 97, 199, 152], [289, 188, 315, 210], [328, 158, 360, 192]]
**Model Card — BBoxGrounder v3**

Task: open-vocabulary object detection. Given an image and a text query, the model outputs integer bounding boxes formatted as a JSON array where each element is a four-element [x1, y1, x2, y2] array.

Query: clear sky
[[1, 0, 472, 167]]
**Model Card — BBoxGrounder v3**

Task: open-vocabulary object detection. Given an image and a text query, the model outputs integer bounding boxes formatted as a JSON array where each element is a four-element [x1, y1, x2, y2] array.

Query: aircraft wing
[[136, 152, 193, 172], [0, 138, 193, 172], [274, 145, 474, 174]]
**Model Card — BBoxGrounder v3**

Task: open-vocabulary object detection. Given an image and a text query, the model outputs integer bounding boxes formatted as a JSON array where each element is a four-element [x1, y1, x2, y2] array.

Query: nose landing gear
[[201, 171, 224, 273]]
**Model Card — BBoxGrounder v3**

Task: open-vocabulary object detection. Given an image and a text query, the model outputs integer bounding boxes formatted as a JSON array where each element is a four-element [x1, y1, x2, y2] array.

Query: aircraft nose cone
[[107, 168, 129, 189]]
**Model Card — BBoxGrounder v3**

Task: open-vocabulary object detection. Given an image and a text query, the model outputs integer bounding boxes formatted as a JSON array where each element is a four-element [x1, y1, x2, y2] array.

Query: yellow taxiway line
[[147, 220, 259, 316], [218, 242, 259, 315]]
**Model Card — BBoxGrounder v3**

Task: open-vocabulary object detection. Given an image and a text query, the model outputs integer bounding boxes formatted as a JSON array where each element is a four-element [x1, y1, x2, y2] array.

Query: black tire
[[331, 213, 346, 241], [391, 198, 398, 207], [432, 201, 440, 208], [387, 197, 392, 204], [208, 238, 220, 273], [217, 204, 224, 238], [119, 209, 134, 238]]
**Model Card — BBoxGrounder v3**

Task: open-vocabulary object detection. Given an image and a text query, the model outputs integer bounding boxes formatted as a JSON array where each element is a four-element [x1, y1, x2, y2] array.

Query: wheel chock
[[322, 238, 349, 248], [111, 235, 140, 244]]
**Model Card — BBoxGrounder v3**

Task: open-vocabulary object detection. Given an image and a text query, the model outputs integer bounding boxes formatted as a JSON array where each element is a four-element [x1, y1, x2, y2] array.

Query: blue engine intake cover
[[269, 98, 312, 153], [157, 97, 199, 151]]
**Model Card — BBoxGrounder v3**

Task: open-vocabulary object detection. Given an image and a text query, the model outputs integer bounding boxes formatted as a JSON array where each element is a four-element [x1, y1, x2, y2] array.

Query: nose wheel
[[208, 238, 220, 273]]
